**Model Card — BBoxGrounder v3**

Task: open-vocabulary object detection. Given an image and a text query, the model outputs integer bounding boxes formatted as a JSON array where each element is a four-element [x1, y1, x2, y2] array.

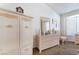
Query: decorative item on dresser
[[37, 17, 60, 53], [0, 8, 33, 55], [16, 6, 24, 14], [75, 34, 79, 44]]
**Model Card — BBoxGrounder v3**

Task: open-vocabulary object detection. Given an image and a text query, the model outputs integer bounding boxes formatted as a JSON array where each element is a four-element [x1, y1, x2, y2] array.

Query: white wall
[[0, 3, 60, 47]]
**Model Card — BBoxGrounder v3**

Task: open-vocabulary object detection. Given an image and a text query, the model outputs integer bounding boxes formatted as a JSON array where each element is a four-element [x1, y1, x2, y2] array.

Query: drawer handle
[[24, 48, 29, 51], [6, 25, 13, 28], [25, 26, 28, 28]]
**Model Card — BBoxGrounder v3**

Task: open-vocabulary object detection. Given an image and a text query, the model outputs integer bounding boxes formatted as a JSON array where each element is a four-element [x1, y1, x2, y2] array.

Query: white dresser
[[38, 17, 60, 53], [0, 8, 33, 55], [38, 34, 60, 53]]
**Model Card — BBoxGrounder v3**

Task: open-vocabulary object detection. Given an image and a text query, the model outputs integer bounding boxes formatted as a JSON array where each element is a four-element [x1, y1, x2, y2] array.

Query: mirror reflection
[[45, 21, 50, 35], [41, 17, 50, 35]]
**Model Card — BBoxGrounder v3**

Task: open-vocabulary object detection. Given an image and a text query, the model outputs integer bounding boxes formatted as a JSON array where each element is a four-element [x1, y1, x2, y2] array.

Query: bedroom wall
[[0, 3, 60, 48]]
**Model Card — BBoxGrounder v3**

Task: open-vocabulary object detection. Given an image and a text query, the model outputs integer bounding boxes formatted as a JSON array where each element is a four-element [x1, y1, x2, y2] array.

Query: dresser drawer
[[41, 37, 59, 42], [40, 39, 59, 50], [21, 44, 33, 55]]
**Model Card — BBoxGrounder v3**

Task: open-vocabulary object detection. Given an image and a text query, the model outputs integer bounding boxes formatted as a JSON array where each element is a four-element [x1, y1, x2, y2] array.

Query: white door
[[0, 16, 19, 54], [20, 17, 33, 55]]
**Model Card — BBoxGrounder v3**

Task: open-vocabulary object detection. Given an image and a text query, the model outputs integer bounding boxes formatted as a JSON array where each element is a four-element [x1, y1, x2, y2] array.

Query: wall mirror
[[40, 17, 51, 35]]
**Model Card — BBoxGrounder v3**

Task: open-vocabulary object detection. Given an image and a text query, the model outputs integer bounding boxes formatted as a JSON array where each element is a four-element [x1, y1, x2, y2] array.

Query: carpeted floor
[[33, 41, 79, 55]]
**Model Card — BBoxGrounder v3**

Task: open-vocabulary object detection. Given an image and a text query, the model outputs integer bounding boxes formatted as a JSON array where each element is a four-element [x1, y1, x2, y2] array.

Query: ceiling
[[46, 3, 79, 15]]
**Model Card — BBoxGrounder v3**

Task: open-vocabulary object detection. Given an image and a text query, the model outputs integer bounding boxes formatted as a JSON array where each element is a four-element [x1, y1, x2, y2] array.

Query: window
[[66, 14, 79, 36]]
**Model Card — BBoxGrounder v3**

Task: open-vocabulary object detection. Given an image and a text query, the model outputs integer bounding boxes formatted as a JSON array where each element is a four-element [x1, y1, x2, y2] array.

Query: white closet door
[[0, 16, 7, 54], [0, 16, 19, 54], [20, 17, 33, 55], [66, 16, 76, 36]]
